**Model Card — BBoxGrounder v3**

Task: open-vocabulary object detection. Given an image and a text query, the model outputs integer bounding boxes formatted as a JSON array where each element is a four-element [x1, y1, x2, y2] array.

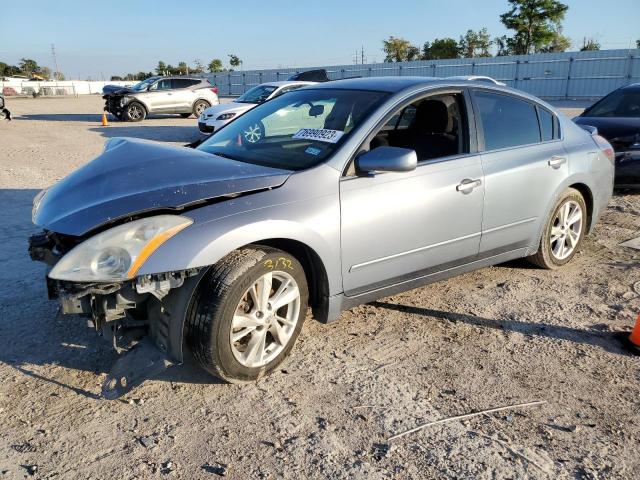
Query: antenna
[[51, 44, 60, 81]]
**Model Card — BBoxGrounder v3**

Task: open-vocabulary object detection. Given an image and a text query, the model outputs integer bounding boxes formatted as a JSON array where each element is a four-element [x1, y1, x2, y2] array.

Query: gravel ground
[[0, 96, 639, 480]]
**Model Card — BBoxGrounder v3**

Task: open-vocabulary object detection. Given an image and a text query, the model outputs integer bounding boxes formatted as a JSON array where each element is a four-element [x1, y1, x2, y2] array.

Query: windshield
[[585, 89, 640, 118], [235, 85, 278, 104], [197, 88, 388, 170], [131, 77, 159, 92]]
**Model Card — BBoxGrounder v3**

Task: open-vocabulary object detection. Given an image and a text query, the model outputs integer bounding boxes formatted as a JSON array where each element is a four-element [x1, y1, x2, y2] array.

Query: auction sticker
[[292, 128, 344, 143]]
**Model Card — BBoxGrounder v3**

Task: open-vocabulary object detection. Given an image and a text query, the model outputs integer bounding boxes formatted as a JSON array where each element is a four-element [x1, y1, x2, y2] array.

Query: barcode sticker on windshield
[[292, 128, 344, 143]]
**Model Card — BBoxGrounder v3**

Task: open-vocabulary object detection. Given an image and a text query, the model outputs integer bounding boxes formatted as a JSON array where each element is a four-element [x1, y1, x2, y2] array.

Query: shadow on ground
[[371, 301, 631, 356]]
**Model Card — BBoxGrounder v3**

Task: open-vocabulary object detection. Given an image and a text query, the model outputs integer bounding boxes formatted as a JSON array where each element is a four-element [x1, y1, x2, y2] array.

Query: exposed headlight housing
[[49, 215, 193, 282], [216, 112, 237, 121]]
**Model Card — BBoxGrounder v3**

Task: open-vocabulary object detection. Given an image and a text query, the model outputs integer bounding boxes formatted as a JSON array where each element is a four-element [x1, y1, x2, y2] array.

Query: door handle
[[548, 156, 567, 168], [167, 92, 172, 95], [456, 178, 482, 193]]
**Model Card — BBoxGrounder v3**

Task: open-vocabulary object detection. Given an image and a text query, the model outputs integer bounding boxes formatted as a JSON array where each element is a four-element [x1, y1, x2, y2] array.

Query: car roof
[[260, 81, 316, 88], [309, 76, 516, 93], [160, 76, 206, 81]]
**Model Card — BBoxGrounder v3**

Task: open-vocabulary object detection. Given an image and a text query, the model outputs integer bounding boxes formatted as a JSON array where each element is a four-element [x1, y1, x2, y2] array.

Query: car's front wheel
[[124, 102, 146, 122], [527, 188, 587, 269], [186, 247, 308, 383]]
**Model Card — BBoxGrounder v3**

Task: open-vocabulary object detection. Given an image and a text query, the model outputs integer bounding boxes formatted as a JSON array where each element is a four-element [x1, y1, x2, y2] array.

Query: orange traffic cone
[[621, 313, 640, 354], [101, 111, 109, 126], [629, 314, 640, 347]]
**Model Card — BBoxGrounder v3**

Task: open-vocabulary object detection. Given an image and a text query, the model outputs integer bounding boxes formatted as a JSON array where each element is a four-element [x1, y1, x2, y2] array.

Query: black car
[[574, 83, 640, 188]]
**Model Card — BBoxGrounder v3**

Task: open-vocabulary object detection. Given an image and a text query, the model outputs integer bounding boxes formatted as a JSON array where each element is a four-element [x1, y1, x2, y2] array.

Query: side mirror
[[356, 146, 417, 174], [309, 104, 324, 117]]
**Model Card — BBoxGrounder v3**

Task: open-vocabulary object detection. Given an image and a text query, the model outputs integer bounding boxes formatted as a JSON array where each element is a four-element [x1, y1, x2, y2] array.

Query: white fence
[[0, 80, 136, 96]]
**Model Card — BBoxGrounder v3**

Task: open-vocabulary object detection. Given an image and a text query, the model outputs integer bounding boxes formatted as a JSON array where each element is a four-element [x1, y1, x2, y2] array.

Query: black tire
[[179, 113, 192, 118], [124, 102, 146, 122], [527, 188, 587, 269], [193, 100, 210, 118], [186, 246, 308, 383]]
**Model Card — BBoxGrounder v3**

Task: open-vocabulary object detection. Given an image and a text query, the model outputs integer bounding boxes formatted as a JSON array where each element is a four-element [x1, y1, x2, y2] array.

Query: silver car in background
[[30, 77, 614, 397], [103, 76, 219, 122], [198, 81, 314, 136]]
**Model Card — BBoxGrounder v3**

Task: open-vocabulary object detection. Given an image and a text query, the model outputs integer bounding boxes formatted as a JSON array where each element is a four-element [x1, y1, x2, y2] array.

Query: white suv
[[104, 76, 220, 122]]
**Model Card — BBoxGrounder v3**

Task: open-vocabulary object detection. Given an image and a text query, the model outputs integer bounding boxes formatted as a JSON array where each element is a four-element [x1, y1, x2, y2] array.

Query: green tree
[[539, 26, 571, 52], [208, 59, 224, 72], [500, 0, 569, 54], [406, 45, 421, 61], [110, 75, 124, 81], [19, 58, 41, 77], [580, 38, 600, 51], [494, 35, 511, 56], [156, 61, 167, 75], [192, 59, 205, 74], [177, 62, 188, 75], [40, 66, 51, 80], [383, 36, 415, 62], [422, 38, 460, 60], [459, 29, 492, 58], [636, 39, 639, 49], [228, 54, 242, 69]]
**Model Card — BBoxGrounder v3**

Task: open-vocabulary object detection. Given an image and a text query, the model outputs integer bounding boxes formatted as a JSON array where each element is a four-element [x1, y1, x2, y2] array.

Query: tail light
[[592, 134, 615, 163], [211, 87, 219, 95]]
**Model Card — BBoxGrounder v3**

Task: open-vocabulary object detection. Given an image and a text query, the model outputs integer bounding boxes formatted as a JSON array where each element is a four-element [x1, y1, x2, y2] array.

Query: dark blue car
[[574, 83, 640, 188]]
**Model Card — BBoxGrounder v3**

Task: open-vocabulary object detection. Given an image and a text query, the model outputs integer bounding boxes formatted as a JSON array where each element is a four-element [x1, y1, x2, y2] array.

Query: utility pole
[[51, 44, 60, 81], [361, 46, 365, 65]]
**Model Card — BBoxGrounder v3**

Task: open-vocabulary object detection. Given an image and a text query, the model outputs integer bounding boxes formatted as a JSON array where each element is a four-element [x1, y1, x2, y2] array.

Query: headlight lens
[[49, 215, 193, 282], [217, 112, 236, 121], [32, 188, 48, 222]]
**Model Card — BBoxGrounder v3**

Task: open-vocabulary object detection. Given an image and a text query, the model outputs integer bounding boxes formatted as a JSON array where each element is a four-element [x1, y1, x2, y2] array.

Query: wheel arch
[[567, 182, 594, 232], [253, 238, 331, 323]]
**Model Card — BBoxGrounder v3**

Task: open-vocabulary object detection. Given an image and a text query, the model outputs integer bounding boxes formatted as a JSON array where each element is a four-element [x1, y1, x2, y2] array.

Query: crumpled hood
[[34, 138, 292, 236]]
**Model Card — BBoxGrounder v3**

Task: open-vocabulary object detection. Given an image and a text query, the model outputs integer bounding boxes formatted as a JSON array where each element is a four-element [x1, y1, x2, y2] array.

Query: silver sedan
[[31, 77, 614, 397]]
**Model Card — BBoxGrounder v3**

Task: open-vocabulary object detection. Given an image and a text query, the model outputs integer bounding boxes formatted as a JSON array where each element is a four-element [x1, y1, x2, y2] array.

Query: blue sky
[[1, 0, 638, 79]]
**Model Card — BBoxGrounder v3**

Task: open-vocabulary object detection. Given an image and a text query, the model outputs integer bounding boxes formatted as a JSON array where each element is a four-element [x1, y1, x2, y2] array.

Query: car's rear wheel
[[179, 113, 192, 118], [186, 247, 308, 383], [124, 102, 146, 122], [527, 188, 586, 269], [193, 100, 210, 118]]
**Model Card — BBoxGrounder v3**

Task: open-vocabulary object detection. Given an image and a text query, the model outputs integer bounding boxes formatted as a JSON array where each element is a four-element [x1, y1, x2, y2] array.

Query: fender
[[138, 163, 344, 295]]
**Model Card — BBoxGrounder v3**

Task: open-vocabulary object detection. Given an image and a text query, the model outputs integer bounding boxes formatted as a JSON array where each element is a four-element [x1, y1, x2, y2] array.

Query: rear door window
[[172, 79, 198, 89], [474, 91, 541, 151], [537, 106, 554, 141]]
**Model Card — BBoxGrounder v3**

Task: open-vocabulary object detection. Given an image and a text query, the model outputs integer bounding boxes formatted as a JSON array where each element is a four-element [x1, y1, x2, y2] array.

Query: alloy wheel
[[230, 271, 301, 368], [550, 200, 583, 260], [128, 104, 143, 120]]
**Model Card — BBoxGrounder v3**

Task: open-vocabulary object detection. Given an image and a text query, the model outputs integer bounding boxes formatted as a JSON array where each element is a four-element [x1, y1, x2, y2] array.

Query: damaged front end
[[103, 90, 133, 119], [29, 230, 204, 399]]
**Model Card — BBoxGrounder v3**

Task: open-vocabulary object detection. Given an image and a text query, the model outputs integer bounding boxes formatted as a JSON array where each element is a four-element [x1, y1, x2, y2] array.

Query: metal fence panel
[[203, 49, 640, 99]]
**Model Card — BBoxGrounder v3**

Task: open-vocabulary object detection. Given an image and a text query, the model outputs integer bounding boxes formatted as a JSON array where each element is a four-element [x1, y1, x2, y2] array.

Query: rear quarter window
[[475, 91, 541, 151]]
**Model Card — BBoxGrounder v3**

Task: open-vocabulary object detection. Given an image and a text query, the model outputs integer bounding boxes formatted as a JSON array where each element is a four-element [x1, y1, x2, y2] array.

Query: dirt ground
[[0, 95, 639, 480]]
